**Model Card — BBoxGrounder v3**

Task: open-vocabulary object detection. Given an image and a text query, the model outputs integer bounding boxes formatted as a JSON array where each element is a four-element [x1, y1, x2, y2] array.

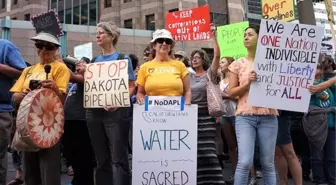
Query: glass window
[[248, 18, 261, 26], [2, 0, 5, 8], [124, 19, 133, 29], [210, 13, 228, 26], [24, 13, 30, 21], [105, 0, 111, 7], [169, 8, 179, 13], [146, 14, 155, 31], [51, 0, 97, 26], [58, 10, 64, 23], [202, 48, 213, 61], [80, 0, 88, 25]]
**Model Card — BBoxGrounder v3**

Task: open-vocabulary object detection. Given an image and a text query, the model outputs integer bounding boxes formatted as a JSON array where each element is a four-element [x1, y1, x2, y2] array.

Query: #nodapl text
[[151, 100, 181, 106]]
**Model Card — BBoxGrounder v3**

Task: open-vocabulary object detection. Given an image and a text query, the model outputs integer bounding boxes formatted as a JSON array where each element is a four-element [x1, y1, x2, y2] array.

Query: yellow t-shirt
[[136, 59, 189, 96], [11, 60, 71, 93]]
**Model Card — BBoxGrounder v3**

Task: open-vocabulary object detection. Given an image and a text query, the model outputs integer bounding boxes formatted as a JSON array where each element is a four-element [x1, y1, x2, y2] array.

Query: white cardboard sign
[[84, 60, 130, 108], [132, 96, 198, 185], [249, 19, 324, 112]]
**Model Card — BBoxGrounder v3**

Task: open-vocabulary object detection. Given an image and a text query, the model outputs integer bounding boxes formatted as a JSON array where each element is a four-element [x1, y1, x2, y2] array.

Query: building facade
[[314, 0, 336, 37], [0, 0, 245, 64]]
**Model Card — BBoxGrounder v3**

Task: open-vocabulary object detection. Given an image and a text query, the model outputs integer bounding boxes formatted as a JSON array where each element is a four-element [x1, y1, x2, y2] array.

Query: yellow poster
[[261, 0, 296, 22]]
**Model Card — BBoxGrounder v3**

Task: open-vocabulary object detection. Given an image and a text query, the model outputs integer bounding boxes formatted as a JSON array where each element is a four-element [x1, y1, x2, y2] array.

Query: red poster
[[166, 5, 211, 42]]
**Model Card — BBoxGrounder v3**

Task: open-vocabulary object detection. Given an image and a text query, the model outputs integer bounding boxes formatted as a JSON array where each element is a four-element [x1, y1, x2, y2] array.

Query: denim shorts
[[276, 115, 292, 146]]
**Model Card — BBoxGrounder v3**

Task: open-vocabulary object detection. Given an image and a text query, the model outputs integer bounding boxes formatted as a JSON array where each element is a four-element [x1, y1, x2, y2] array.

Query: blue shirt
[[94, 52, 136, 81], [0, 40, 26, 112]]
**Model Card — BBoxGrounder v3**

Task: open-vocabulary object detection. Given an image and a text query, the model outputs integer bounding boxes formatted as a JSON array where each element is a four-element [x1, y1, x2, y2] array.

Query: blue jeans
[[310, 128, 336, 185], [234, 115, 278, 185]]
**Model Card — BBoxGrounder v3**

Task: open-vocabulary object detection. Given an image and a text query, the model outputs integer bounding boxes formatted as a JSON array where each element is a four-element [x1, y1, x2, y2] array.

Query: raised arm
[[210, 24, 220, 74]]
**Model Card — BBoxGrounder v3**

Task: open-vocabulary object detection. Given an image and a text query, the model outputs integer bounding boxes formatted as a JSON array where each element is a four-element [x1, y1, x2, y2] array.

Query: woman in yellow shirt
[[136, 29, 191, 104], [10, 32, 70, 185]]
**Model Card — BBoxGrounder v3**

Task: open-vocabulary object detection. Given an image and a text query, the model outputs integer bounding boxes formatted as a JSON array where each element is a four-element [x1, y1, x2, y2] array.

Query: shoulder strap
[[117, 53, 125, 60], [90, 57, 97, 63]]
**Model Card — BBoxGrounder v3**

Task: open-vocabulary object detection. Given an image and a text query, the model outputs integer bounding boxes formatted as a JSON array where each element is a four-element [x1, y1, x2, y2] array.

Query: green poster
[[217, 21, 249, 60]]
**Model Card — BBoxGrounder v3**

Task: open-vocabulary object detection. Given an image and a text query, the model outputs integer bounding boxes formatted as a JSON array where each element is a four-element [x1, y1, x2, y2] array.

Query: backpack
[[90, 53, 125, 63]]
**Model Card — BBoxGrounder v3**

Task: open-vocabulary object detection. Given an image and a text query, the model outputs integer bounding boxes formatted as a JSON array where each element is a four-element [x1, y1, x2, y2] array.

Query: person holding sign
[[77, 21, 136, 185], [228, 25, 278, 185], [136, 29, 191, 104], [189, 25, 226, 185]]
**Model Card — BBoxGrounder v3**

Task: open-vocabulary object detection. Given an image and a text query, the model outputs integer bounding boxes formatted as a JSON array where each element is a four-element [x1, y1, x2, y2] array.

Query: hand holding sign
[[76, 63, 86, 75], [210, 23, 216, 37], [136, 94, 145, 105], [104, 106, 119, 111], [248, 71, 257, 84]]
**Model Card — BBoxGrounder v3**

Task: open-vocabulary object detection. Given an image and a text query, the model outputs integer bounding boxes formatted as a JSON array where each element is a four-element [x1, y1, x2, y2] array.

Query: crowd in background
[[0, 20, 335, 185]]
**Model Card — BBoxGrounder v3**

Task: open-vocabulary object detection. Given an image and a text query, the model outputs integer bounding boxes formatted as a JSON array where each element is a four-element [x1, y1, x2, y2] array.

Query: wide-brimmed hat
[[175, 51, 188, 59], [31, 32, 60, 46], [150, 29, 174, 43]]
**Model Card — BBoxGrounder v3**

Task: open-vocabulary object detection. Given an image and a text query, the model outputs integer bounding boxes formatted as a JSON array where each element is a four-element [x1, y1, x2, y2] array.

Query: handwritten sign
[[132, 96, 198, 185], [74, 42, 93, 60], [84, 60, 130, 108], [261, 0, 296, 22], [166, 5, 211, 42], [217, 22, 248, 59], [31, 9, 63, 37], [321, 36, 334, 56], [249, 19, 324, 112]]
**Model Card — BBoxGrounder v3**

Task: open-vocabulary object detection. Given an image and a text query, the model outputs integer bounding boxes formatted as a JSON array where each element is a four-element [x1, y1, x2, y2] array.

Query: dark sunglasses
[[35, 41, 58, 50], [143, 51, 150, 57], [155, 38, 173, 45]]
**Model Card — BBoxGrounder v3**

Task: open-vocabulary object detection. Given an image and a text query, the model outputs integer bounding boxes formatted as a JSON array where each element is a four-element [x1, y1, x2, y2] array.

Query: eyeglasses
[[155, 38, 173, 45], [35, 41, 58, 50], [191, 56, 202, 61]]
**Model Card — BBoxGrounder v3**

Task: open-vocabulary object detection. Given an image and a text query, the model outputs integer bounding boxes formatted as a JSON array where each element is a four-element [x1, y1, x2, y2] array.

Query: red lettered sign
[[166, 5, 211, 42]]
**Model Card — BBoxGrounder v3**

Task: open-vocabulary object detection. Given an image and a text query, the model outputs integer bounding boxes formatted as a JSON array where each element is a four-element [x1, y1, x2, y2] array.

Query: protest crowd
[[0, 5, 335, 185]]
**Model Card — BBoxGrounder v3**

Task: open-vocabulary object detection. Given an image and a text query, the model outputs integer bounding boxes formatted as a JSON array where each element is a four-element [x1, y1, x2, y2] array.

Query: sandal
[[6, 178, 23, 185]]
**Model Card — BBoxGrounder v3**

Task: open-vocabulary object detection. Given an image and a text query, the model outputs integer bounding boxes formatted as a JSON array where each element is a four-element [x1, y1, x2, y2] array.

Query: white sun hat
[[31, 32, 61, 46], [150, 29, 175, 43]]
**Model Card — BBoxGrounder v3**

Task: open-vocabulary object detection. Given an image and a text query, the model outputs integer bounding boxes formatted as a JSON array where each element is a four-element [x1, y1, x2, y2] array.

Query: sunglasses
[[143, 51, 150, 57], [155, 38, 173, 45], [35, 41, 58, 50]]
